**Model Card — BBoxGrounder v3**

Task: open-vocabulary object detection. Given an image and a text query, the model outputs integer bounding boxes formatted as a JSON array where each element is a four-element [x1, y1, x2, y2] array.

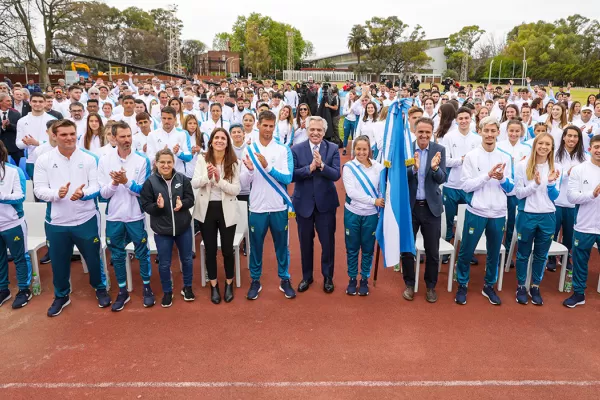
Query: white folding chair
[[200, 201, 249, 288], [25, 181, 34, 202], [23, 203, 48, 295], [75, 203, 110, 290], [414, 210, 455, 293], [455, 204, 506, 291]]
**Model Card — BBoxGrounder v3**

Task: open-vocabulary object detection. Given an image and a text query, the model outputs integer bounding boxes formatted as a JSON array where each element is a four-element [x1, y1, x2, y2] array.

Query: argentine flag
[[375, 98, 415, 267]]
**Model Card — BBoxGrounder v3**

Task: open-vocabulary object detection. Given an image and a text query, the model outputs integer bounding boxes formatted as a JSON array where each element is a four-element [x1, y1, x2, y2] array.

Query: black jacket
[[140, 171, 194, 236], [12, 100, 31, 118], [0, 108, 21, 153], [46, 109, 64, 120]]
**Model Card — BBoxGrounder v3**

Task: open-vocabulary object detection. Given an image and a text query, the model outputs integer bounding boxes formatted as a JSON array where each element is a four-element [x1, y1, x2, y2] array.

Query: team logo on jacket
[[583, 180, 589, 184], [13, 236, 20, 241], [175, 183, 182, 189], [78, 163, 84, 169], [135, 168, 140, 175], [93, 237, 99, 243], [52, 163, 58, 168], [141, 238, 146, 243]]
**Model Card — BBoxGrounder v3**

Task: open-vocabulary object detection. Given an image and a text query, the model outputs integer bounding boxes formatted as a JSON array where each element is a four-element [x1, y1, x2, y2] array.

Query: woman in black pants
[[192, 128, 241, 304]]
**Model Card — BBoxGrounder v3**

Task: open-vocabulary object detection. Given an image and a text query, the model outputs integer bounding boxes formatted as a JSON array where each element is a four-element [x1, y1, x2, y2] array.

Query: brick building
[[193, 51, 240, 77]]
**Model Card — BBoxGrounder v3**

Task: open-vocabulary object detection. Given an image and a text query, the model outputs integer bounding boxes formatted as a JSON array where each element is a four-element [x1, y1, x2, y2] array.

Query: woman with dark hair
[[201, 103, 231, 136], [140, 148, 195, 307], [548, 125, 588, 272], [435, 103, 457, 141], [0, 141, 33, 309], [78, 113, 105, 156], [167, 97, 184, 127], [355, 101, 378, 153], [192, 128, 241, 304], [585, 94, 596, 108], [475, 106, 489, 133], [530, 98, 544, 121], [546, 103, 568, 145], [182, 114, 207, 179], [276, 105, 295, 146], [293, 103, 312, 145]]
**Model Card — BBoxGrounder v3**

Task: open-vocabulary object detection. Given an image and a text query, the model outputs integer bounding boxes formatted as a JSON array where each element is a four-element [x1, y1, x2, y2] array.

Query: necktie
[[2, 111, 6, 121], [313, 145, 318, 153]]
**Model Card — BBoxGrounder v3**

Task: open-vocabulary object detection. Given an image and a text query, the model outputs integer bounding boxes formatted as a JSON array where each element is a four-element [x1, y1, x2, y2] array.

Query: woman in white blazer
[[192, 128, 241, 304]]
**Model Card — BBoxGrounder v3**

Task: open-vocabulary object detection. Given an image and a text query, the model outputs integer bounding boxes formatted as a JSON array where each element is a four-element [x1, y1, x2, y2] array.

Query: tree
[[445, 25, 485, 80], [303, 41, 315, 58], [347, 24, 367, 65], [0, 0, 79, 85], [212, 33, 231, 51], [180, 40, 206, 72], [244, 21, 270, 76]]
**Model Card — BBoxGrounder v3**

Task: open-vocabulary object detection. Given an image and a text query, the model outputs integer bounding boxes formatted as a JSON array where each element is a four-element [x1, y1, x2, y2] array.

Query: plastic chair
[[74, 202, 110, 290], [455, 204, 506, 291], [18, 157, 29, 179], [25, 181, 34, 202], [7, 155, 16, 166], [200, 201, 249, 288], [23, 203, 48, 295], [414, 210, 455, 293]]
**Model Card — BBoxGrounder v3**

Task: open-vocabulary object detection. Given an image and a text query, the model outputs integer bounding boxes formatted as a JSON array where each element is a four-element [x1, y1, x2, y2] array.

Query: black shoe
[[470, 256, 478, 265], [143, 286, 155, 308], [40, 252, 51, 264], [154, 256, 159, 264], [224, 282, 234, 303], [181, 286, 196, 302], [161, 292, 173, 308], [510, 260, 515, 269], [95, 289, 111, 308], [7, 254, 14, 262], [0, 289, 11, 307], [297, 278, 313, 292], [546, 256, 557, 272], [192, 251, 196, 260], [442, 254, 450, 264], [323, 277, 334, 293], [12, 289, 32, 309], [342, 149, 347, 156], [241, 239, 247, 256], [210, 284, 221, 304], [111, 291, 130, 312], [71, 254, 81, 262], [47, 296, 71, 317]]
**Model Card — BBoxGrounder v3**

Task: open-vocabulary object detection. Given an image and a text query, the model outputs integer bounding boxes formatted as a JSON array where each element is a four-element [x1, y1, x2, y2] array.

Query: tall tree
[[445, 25, 485, 79], [347, 24, 368, 65], [244, 21, 270, 76], [180, 40, 206, 73], [212, 33, 231, 51], [0, 0, 79, 85]]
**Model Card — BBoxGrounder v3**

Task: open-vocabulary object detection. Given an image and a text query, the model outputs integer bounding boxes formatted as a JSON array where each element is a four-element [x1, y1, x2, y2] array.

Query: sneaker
[[346, 278, 357, 296], [516, 285, 528, 305], [40, 252, 51, 264], [161, 292, 173, 308], [393, 264, 401, 272], [403, 286, 415, 301], [0, 289, 11, 307], [279, 279, 296, 299], [358, 279, 369, 296], [12, 289, 32, 309], [181, 286, 196, 301], [111, 291, 130, 312], [342, 149, 347, 156], [143, 286, 156, 308], [455, 285, 467, 305], [426, 288, 438, 303], [529, 286, 543, 306], [47, 296, 71, 317], [95, 289, 111, 308], [442, 254, 450, 264], [563, 293, 586, 308], [247, 280, 262, 300], [470, 256, 479, 265], [482, 285, 501, 305], [546, 256, 557, 272]]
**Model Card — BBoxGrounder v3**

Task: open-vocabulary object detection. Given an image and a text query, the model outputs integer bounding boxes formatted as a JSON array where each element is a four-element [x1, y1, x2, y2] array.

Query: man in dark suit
[[401, 117, 447, 303], [0, 93, 23, 164], [306, 83, 319, 116], [12, 88, 31, 118], [292, 116, 341, 293]]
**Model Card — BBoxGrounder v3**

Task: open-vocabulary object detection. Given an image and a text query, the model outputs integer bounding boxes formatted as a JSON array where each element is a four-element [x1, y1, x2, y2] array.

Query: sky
[[104, 0, 600, 57]]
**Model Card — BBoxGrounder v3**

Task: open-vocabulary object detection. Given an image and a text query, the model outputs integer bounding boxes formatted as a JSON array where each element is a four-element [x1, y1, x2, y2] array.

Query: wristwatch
[[320, 162, 325, 170]]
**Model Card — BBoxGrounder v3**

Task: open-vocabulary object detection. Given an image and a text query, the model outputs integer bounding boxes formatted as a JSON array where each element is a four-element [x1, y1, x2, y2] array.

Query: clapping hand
[[157, 193, 164, 208], [534, 170, 541, 185], [548, 169, 560, 184], [58, 182, 70, 199], [213, 166, 221, 182], [413, 151, 420, 171], [488, 163, 505, 180], [173, 196, 182, 211], [207, 163, 215, 179], [431, 152, 441, 170], [313, 150, 322, 167], [70, 184, 86, 201]]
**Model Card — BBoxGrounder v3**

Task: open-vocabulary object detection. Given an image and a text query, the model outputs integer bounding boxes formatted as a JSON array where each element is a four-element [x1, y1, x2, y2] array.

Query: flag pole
[[373, 243, 381, 287]]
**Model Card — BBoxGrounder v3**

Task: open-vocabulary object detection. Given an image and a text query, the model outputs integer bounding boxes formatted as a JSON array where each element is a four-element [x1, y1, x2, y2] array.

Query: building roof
[[304, 37, 448, 62]]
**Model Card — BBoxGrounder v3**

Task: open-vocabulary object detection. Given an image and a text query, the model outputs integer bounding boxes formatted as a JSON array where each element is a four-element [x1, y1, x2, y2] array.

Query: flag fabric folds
[[375, 98, 416, 268]]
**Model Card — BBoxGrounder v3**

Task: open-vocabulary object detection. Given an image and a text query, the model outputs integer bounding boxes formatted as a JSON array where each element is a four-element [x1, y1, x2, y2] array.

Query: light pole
[[225, 57, 235, 76], [228, 58, 239, 77], [521, 47, 527, 86]]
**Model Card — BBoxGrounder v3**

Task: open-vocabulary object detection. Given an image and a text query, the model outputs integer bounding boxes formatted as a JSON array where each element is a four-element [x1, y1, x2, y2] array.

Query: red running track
[[1, 151, 600, 399]]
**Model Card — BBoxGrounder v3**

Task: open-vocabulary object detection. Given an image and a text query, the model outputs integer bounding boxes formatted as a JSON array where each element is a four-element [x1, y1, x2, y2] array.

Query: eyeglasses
[[299, 108, 308, 111]]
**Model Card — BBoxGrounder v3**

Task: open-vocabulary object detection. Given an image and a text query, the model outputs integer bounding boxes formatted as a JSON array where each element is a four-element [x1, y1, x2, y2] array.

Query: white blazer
[[191, 155, 241, 227]]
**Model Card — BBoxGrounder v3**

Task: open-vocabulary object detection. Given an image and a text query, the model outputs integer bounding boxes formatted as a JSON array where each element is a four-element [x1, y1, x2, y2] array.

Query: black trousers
[[200, 201, 236, 280], [297, 208, 336, 281], [9, 150, 24, 166], [401, 201, 441, 289]]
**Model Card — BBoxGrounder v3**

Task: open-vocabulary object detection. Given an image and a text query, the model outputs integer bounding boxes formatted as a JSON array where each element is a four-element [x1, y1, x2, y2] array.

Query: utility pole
[[286, 31, 294, 71], [168, 4, 182, 74]]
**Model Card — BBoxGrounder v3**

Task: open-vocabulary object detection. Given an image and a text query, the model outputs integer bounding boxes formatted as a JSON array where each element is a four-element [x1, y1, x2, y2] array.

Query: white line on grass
[[2, 380, 600, 389]]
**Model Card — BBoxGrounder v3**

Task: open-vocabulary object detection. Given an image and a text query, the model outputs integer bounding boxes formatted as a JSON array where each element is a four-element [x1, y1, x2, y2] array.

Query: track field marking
[[2, 380, 600, 389]]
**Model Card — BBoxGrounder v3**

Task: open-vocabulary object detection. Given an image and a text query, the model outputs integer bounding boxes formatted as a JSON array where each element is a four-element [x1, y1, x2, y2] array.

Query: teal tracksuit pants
[[504, 195, 518, 248], [443, 187, 469, 241], [515, 211, 555, 286], [554, 206, 576, 253], [456, 210, 505, 286], [249, 210, 290, 281], [46, 215, 107, 297], [344, 208, 378, 279], [572, 231, 600, 295], [0, 220, 32, 290], [106, 219, 151, 289]]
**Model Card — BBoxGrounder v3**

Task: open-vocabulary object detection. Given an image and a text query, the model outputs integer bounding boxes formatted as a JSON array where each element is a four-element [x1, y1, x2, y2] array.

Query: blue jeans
[[343, 118, 357, 147], [154, 226, 193, 293]]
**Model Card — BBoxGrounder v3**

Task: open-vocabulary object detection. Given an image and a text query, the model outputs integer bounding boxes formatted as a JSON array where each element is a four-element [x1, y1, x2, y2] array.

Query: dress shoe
[[323, 277, 334, 293], [224, 282, 234, 303], [211, 284, 221, 304], [297, 279, 313, 292], [403, 286, 415, 301]]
